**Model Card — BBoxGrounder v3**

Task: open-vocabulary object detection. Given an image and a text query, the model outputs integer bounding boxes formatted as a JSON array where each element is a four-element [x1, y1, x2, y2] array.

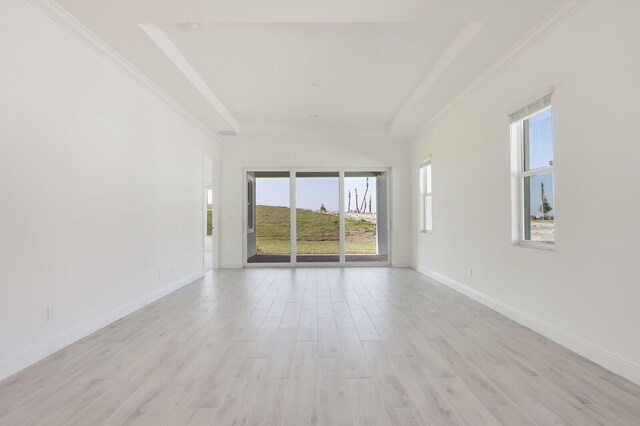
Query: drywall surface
[[0, 0, 219, 380], [411, 1, 640, 382]]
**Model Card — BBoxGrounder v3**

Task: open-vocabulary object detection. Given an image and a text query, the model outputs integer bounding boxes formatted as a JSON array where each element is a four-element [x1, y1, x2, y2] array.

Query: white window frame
[[511, 103, 555, 250], [419, 159, 432, 233]]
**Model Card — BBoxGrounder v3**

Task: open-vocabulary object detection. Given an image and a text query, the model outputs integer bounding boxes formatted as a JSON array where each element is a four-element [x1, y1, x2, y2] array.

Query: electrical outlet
[[467, 268, 473, 279], [47, 306, 55, 321]]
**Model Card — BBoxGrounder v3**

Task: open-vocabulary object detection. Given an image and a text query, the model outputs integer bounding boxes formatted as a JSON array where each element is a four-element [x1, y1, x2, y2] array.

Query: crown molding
[[412, 0, 591, 140], [139, 24, 239, 132], [391, 22, 483, 131], [28, 0, 220, 143]]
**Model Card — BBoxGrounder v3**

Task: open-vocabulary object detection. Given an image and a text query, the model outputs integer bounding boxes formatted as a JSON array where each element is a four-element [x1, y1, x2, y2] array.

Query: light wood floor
[[1, 268, 639, 425]]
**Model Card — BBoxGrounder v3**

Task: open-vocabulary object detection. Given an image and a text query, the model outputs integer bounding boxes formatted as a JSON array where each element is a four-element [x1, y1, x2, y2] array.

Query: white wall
[[220, 136, 411, 267], [411, 1, 640, 383], [0, 0, 219, 380]]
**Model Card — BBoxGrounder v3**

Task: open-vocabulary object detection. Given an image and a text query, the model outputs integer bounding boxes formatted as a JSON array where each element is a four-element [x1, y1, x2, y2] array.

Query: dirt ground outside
[[531, 219, 554, 243]]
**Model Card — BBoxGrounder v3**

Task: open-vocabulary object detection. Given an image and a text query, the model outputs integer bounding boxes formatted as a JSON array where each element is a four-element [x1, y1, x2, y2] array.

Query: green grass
[[206, 204, 213, 236], [255, 205, 376, 254]]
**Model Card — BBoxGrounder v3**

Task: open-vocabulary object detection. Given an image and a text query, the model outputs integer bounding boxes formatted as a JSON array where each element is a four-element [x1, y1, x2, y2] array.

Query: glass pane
[[426, 164, 432, 193], [419, 195, 425, 231], [523, 173, 555, 243], [296, 172, 339, 262], [344, 172, 388, 262], [524, 108, 553, 171], [247, 172, 291, 264], [426, 195, 432, 231]]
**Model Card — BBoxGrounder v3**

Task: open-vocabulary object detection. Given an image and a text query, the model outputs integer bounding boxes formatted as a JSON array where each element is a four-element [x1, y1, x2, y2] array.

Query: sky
[[526, 108, 554, 217], [256, 176, 378, 212]]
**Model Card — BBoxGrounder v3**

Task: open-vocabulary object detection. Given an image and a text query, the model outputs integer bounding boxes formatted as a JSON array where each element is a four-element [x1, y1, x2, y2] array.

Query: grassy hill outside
[[256, 205, 377, 254], [207, 204, 213, 236]]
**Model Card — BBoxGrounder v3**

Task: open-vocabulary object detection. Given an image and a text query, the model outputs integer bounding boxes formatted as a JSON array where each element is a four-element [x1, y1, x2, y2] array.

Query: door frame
[[242, 166, 392, 267], [203, 156, 220, 272]]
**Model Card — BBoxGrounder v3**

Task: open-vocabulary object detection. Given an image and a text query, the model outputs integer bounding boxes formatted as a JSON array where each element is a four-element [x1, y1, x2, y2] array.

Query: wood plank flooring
[[1, 267, 639, 425]]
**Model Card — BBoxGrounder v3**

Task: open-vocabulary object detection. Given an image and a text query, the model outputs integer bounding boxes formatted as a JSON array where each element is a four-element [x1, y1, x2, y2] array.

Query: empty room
[[1, 0, 639, 425]]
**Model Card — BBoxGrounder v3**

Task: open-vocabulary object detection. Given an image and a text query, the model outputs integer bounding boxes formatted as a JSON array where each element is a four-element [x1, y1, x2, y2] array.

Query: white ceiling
[[55, 0, 566, 138]]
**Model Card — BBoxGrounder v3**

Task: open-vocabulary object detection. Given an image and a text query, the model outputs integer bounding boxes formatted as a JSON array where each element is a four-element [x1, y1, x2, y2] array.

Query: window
[[247, 177, 255, 233], [511, 94, 554, 246], [419, 160, 432, 232]]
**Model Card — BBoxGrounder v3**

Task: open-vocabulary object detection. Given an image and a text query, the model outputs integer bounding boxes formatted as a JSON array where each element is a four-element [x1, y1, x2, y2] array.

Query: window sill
[[420, 230, 432, 235], [512, 240, 555, 251]]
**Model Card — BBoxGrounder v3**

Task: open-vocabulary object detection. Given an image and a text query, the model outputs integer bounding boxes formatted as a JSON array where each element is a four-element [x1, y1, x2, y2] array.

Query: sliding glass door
[[245, 169, 389, 265]]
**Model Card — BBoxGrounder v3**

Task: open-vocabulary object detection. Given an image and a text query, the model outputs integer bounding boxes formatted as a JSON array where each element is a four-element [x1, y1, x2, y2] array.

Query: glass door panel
[[247, 171, 291, 263], [344, 171, 389, 262], [295, 172, 340, 263]]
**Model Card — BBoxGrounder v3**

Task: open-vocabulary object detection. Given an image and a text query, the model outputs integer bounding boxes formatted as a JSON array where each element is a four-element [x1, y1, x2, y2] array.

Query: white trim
[[506, 87, 555, 119], [392, 23, 483, 131], [291, 170, 297, 266], [415, 266, 640, 386], [139, 24, 239, 132], [415, 0, 590, 137], [512, 240, 555, 251], [521, 166, 553, 179], [212, 160, 221, 269], [386, 169, 393, 266], [203, 157, 219, 271], [0, 271, 203, 382], [28, 0, 220, 142], [418, 157, 432, 167], [246, 174, 256, 234], [202, 154, 208, 273], [220, 262, 244, 269], [339, 171, 346, 263]]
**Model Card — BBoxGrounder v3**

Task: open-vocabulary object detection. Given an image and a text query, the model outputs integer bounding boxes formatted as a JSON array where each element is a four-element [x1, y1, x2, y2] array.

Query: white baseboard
[[220, 261, 244, 269], [415, 266, 640, 386], [0, 271, 202, 382]]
